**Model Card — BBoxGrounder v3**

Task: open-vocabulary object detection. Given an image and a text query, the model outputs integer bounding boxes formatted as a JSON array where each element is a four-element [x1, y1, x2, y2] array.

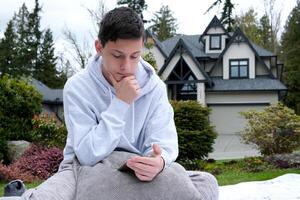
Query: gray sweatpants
[[18, 153, 218, 200]]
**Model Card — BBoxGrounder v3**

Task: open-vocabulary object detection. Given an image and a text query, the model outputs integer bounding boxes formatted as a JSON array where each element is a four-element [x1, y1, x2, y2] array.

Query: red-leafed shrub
[[0, 163, 36, 182], [0, 144, 63, 182]]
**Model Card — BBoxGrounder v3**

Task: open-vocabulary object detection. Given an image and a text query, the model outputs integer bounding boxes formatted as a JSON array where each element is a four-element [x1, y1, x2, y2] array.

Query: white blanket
[[219, 173, 300, 200]]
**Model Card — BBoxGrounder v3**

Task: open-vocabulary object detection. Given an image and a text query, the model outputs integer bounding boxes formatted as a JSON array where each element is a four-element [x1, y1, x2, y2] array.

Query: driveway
[[208, 134, 260, 160]]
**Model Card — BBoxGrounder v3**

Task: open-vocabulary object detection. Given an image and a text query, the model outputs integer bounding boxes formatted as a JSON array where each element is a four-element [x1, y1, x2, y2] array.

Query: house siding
[[223, 43, 255, 79], [256, 61, 270, 76], [204, 27, 228, 54], [201, 61, 215, 73], [206, 91, 278, 104]]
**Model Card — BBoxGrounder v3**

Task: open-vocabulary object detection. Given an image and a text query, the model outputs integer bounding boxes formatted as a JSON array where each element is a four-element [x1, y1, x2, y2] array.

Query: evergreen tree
[[220, 0, 235, 31], [37, 29, 59, 88], [205, 0, 235, 31], [0, 20, 18, 76], [150, 5, 178, 41], [0, 0, 62, 88], [117, 0, 147, 22], [14, 3, 31, 77], [235, 8, 261, 45], [259, 15, 273, 51], [28, 0, 43, 78], [281, 0, 300, 114]]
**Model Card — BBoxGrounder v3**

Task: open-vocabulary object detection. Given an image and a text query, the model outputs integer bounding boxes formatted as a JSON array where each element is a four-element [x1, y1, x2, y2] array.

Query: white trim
[[197, 83, 206, 105], [161, 52, 206, 81], [161, 54, 180, 81], [182, 54, 205, 80]]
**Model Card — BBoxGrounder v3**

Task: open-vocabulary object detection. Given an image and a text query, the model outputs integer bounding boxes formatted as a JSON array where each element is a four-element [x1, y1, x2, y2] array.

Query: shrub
[[30, 113, 67, 148], [0, 75, 42, 141], [177, 159, 205, 171], [266, 153, 300, 169], [0, 134, 8, 164], [243, 157, 271, 172], [171, 101, 217, 161], [142, 52, 157, 71], [0, 144, 63, 182], [177, 129, 217, 160], [241, 103, 300, 156]]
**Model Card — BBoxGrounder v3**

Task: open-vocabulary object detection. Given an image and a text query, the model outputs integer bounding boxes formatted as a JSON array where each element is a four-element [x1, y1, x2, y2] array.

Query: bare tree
[[263, 0, 282, 53], [86, 0, 108, 36], [61, 0, 108, 70], [62, 27, 92, 69]]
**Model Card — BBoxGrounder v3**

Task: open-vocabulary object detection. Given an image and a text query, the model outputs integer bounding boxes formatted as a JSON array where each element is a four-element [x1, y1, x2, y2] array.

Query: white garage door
[[209, 105, 266, 135]]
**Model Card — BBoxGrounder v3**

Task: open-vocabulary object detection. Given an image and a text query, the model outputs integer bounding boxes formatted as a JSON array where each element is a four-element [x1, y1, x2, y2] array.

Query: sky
[[0, 0, 297, 69]]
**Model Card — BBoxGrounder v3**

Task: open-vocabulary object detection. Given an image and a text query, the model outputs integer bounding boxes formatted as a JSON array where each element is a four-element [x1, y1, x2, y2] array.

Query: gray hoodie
[[61, 55, 178, 167]]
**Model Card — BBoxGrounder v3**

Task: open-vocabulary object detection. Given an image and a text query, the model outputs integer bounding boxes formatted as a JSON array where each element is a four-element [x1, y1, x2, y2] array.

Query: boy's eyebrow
[[112, 49, 141, 54]]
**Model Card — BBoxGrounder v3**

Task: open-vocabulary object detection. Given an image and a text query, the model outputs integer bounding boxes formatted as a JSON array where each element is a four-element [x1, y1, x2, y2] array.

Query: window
[[210, 35, 221, 50], [181, 75, 197, 95], [229, 59, 249, 78]]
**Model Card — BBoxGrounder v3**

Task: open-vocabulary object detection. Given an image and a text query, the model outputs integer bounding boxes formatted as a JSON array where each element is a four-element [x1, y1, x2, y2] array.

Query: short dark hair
[[98, 7, 144, 47]]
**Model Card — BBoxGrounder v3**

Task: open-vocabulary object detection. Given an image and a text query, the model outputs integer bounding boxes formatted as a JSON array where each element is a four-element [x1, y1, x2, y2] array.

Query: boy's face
[[96, 38, 143, 83]]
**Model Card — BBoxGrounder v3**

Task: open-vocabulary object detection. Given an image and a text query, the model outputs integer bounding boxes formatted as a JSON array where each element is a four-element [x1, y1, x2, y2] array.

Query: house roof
[[30, 79, 63, 103], [198, 16, 230, 43], [145, 30, 168, 58], [158, 38, 212, 86], [251, 42, 275, 57], [162, 35, 220, 58], [159, 33, 274, 59], [207, 76, 287, 91]]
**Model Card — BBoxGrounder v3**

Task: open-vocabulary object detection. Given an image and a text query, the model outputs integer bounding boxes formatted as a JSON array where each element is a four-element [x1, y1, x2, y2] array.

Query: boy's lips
[[117, 73, 133, 78]]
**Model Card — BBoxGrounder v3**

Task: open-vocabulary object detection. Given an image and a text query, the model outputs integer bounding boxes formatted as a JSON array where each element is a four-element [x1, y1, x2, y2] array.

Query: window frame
[[209, 34, 222, 50], [229, 58, 249, 79]]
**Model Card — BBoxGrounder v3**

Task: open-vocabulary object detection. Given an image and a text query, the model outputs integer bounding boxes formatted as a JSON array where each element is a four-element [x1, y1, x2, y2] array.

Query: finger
[[151, 144, 162, 157], [130, 79, 139, 85], [107, 72, 118, 87], [127, 161, 153, 173], [128, 165, 153, 177], [135, 172, 152, 182], [129, 156, 156, 166], [123, 75, 136, 81], [133, 85, 140, 91]]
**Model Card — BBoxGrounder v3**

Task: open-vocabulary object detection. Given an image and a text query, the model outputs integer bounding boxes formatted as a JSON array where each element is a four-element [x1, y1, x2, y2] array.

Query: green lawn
[[217, 168, 300, 186]]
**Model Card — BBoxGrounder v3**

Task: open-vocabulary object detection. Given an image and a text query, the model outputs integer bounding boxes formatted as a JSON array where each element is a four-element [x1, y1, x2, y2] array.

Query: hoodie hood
[[87, 54, 159, 100]]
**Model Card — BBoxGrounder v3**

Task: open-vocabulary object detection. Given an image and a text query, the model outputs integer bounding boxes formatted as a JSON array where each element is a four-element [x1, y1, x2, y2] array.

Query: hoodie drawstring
[[132, 102, 135, 138]]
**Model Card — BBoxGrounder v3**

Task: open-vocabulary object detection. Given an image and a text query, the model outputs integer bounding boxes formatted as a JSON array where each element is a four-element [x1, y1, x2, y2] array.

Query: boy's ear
[[95, 39, 103, 54]]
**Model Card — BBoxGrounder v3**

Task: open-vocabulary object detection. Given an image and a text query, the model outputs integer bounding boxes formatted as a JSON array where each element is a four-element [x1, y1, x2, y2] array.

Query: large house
[[144, 16, 287, 158], [30, 79, 64, 122]]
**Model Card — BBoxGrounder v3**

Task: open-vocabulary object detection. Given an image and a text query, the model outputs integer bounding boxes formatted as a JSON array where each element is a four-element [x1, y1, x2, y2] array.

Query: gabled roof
[[144, 29, 168, 58], [251, 42, 275, 57], [153, 33, 274, 60], [208, 28, 275, 78], [30, 79, 63, 103], [158, 38, 212, 86], [207, 76, 287, 91], [199, 16, 230, 43], [162, 35, 220, 59]]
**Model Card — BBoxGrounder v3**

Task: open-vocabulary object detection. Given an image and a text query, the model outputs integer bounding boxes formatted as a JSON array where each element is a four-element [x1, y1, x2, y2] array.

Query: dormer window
[[210, 34, 221, 50], [229, 59, 249, 78]]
